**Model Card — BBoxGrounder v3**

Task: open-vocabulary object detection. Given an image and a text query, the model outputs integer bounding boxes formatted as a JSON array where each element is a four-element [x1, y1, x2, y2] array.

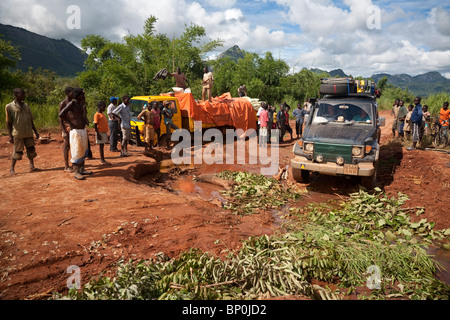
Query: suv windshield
[[312, 102, 373, 125]]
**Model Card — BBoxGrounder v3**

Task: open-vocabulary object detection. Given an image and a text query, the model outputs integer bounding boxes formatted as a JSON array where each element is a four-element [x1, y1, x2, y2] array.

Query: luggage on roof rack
[[320, 78, 357, 96]]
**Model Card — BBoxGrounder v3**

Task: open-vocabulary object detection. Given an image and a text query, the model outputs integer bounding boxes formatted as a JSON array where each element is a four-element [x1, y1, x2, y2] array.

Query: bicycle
[[432, 117, 449, 148]]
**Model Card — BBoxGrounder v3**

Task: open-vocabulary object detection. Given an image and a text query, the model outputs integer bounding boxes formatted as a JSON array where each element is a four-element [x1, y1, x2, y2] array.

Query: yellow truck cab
[[129, 96, 181, 146]]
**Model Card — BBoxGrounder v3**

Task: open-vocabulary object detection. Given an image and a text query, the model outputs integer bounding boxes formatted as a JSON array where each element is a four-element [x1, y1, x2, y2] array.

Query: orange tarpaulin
[[173, 92, 257, 133]]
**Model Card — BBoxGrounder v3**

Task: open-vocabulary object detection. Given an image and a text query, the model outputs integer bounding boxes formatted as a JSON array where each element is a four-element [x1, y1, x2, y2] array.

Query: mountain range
[[370, 72, 450, 97], [308, 67, 450, 97], [0, 23, 87, 77], [217, 45, 245, 62], [218, 47, 449, 96]]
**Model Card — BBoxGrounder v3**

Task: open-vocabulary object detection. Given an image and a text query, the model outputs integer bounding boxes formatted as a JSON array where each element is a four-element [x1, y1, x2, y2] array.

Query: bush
[[422, 92, 450, 116], [377, 86, 415, 110]]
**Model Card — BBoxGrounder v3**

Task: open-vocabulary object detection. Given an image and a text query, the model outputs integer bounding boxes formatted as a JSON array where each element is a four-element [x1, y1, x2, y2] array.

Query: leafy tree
[[377, 76, 388, 91], [0, 36, 21, 96], [211, 57, 238, 95], [282, 68, 323, 104], [77, 16, 223, 102]]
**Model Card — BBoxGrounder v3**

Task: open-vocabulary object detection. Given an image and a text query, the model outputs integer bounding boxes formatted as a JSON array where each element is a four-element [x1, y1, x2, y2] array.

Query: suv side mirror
[[378, 117, 385, 127], [304, 114, 310, 126]]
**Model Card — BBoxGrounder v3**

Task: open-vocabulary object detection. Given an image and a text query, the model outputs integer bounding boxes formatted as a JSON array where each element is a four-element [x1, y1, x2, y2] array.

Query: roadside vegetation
[[55, 173, 449, 300]]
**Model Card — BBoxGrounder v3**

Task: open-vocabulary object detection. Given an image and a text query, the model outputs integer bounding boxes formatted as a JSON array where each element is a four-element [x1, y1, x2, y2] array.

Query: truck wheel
[[360, 162, 378, 189], [293, 168, 310, 183]]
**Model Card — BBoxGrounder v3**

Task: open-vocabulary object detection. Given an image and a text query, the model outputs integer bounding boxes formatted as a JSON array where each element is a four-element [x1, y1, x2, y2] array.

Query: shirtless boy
[[59, 87, 74, 172], [58, 88, 93, 180]]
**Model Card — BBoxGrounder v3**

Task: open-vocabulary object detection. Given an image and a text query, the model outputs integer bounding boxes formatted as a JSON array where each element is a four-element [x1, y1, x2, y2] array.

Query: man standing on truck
[[170, 67, 189, 91], [238, 84, 247, 97], [202, 67, 214, 102]]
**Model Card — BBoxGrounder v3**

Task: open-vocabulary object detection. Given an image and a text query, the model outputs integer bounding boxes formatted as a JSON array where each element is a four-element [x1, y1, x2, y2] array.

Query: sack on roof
[[320, 77, 357, 95], [153, 68, 169, 81]]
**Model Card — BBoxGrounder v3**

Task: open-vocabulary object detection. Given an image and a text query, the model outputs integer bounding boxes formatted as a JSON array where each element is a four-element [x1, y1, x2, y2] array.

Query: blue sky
[[1, 0, 449, 77]]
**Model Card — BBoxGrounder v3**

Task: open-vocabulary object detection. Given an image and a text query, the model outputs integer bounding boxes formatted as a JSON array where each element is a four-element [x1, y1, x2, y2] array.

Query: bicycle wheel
[[434, 132, 441, 148]]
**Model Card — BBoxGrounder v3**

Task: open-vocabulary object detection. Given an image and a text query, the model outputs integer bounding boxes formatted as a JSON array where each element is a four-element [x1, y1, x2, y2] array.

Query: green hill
[[371, 72, 450, 97], [217, 45, 245, 62], [0, 23, 87, 77]]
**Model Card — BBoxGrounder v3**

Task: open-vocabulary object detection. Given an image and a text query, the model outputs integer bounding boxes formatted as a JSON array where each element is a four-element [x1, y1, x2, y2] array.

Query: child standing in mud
[[403, 104, 413, 141], [94, 101, 110, 165], [59, 88, 93, 180], [137, 104, 155, 151], [59, 87, 73, 172], [6, 88, 40, 175]]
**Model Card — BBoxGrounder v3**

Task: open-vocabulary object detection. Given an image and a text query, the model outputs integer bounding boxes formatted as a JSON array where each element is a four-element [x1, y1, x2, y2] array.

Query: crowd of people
[[5, 84, 316, 179], [5, 86, 174, 180], [391, 97, 450, 150], [256, 99, 312, 145]]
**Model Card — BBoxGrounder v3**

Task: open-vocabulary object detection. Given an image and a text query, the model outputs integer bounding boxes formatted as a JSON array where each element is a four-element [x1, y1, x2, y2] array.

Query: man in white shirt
[[113, 95, 132, 157], [202, 67, 214, 102], [107, 97, 120, 152]]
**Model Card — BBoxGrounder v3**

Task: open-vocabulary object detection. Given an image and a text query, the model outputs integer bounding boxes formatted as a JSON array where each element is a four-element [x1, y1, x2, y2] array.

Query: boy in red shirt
[[259, 103, 269, 147], [94, 101, 110, 165], [439, 102, 450, 143]]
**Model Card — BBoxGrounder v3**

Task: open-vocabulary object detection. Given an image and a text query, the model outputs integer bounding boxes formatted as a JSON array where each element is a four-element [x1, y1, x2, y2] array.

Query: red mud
[[0, 110, 448, 300]]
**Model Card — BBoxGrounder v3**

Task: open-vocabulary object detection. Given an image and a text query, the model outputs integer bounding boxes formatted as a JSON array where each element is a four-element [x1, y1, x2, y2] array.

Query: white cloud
[[0, 0, 449, 78], [428, 7, 450, 36], [203, 0, 237, 9]]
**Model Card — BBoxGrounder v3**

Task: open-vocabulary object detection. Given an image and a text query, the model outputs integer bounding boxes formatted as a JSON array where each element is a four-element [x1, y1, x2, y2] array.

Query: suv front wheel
[[360, 162, 378, 189], [293, 168, 310, 183]]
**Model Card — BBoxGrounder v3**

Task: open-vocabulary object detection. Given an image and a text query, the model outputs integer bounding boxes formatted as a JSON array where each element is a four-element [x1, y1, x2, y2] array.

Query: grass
[[377, 88, 450, 116], [0, 97, 99, 133], [422, 92, 450, 116]]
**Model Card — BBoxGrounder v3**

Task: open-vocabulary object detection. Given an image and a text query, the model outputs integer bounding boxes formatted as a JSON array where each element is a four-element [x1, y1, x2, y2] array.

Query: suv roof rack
[[322, 93, 377, 99]]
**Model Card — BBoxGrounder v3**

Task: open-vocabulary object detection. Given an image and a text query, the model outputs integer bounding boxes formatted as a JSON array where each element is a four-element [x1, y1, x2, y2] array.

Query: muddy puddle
[[427, 246, 450, 285], [171, 175, 226, 202], [159, 162, 450, 286]]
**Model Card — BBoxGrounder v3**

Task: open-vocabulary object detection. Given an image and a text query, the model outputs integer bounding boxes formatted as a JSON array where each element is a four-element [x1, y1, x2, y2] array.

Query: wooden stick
[[58, 217, 74, 227]]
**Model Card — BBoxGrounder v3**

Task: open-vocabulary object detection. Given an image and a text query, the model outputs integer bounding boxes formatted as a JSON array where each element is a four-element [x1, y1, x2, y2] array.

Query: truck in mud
[[128, 93, 257, 148], [291, 81, 385, 189]]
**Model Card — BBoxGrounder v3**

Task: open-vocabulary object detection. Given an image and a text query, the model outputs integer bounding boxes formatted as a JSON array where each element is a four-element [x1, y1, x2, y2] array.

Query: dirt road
[[0, 110, 449, 299]]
